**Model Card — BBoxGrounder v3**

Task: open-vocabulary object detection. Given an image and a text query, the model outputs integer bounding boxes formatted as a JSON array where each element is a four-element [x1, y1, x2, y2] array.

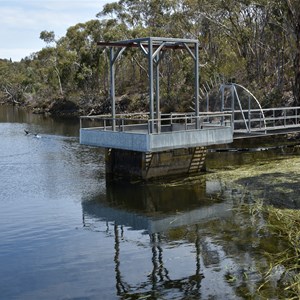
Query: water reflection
[[82, 181, 232, 234], [1, 105, 295, 299], [81, 180, 280, 299], [0, 105, 79, 136]]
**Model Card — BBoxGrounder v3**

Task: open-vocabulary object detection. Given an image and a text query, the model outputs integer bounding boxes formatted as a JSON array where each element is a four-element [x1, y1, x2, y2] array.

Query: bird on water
[[24, 129, 41, 138]]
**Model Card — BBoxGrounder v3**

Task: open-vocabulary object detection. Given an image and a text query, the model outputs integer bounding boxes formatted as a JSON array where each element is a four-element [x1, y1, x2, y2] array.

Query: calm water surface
[[0, 106, 296, 299]]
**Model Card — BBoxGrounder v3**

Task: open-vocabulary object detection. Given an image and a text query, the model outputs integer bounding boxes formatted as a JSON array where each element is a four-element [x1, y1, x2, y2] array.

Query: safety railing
[[80, 112, 233, 134], [232, 106, 300, 133]]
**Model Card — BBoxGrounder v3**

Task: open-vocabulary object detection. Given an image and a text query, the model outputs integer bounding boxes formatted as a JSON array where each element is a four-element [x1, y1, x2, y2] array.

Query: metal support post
[[231, 85, 235, 130], [248, 95, 251, 132], [148, 39, 154, 133], [206, 93, 209, 113], [221, 85, 224, 112], [155, 62, 161, 133], [284, 109, 286, 127], [194, 42, 200, 129], [110, 48, 116, 131], [155, 53, 160, 133], [220, 85, 225, 126]]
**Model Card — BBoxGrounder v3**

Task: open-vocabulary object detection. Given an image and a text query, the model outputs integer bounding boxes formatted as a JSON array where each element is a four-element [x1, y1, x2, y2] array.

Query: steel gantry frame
[[97, 37, 200, 133]]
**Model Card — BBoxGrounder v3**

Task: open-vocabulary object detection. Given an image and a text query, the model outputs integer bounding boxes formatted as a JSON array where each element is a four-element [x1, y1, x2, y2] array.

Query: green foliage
[[40, 30, 55, 44], [1, 0, 299, 115], [0, 59, 29, 104]]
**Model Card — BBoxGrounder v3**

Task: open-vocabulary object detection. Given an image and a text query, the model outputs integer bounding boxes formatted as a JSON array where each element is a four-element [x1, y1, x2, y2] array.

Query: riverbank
[[1, 91, 147, 118], [1, 98, 81, 117]]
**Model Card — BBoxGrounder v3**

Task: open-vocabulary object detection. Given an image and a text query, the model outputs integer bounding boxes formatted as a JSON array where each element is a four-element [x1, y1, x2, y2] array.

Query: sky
[[0, 0, 111, 61]]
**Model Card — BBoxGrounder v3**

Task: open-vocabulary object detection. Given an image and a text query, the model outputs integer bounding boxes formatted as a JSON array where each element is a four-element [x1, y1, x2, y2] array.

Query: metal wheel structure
[[198, 75, 267, 134]]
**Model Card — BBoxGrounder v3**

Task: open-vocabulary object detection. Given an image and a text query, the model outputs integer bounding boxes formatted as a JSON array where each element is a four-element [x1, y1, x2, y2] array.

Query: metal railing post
[[110, 48, 116, 131], [248, 95, 251, 132], [259, 112, 262, 129], [149, 38, 154, 134]]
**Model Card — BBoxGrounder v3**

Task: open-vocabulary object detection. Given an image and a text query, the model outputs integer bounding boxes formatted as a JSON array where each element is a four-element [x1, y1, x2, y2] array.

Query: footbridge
[[198, 78, 300, 138], [80, 37, 300, 181]]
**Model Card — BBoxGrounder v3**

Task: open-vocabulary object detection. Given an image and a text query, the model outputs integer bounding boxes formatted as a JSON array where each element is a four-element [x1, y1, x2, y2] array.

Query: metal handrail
[[80, 106, 300, 135], [80, 112, 232, 134], [232, 106, 300, 132]]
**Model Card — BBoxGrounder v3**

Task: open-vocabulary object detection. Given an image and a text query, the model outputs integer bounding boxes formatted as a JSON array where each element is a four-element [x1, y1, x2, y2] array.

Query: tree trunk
[[54, 66, 63, 96], [284, 0, 300, 105], [294, 31, 300, 105]]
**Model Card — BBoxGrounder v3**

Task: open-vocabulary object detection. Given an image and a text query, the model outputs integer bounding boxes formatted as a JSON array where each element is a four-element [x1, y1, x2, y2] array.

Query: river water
[[0, 105, 298, 299]]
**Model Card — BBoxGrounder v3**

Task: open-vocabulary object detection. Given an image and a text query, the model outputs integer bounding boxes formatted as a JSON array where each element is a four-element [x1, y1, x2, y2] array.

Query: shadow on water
[[81, 179, 289, 299]]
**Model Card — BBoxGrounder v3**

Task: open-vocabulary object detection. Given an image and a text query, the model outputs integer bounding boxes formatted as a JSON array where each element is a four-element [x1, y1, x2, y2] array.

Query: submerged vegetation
[[236, 201, 300, 299], [1, 0, 300, 116], [257, 206, 300, 299], [160, 149, 300, 298], [209, 153, 300, 299]]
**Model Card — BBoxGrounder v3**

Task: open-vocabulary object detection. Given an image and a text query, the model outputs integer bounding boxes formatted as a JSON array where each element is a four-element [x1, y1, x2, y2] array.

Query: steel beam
[[194, 41, 200, 128], [155, 53, 160, 133], [98, 41, 189, 50], [110, 48, 116, 131], [148, 39, 154, 133]]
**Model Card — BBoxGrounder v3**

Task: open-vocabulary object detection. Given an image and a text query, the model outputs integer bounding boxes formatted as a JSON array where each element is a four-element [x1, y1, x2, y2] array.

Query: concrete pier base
[[105, 147, 207, 181]]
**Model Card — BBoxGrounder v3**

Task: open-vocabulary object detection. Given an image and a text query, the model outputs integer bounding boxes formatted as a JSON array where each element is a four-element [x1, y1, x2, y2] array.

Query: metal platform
[[80, 112, 233, 152]]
